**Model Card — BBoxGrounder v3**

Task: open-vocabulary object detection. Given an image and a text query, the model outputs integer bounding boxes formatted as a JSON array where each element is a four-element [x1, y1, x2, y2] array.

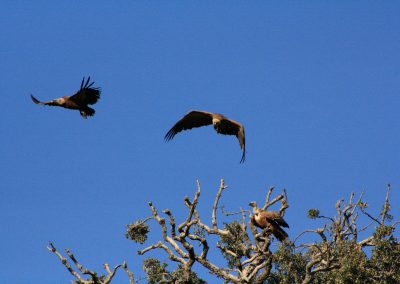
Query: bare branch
[[263, 186, 274, 209], [361, 207, 382, 225], [102, 263, 122, 284], [122, 261, 134, 284], [195, 256, 240, 283], [138, 241, 186, 264], [247, 255, 272, 282], [66, 248, 96, 277], [47, 242, 85, 282], [48, 242, 126, 284], [358, 236, 375, 247], [212, 179, 228, 231], [178, 182, 201, 236], [222, 207, 252, 217], [148, 202, 187, 258], [163, 209, 177, 238], [381, 183, 391, 224]]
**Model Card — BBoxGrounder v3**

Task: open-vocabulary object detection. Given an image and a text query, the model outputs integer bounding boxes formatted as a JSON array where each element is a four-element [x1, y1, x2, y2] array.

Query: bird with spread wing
[[31, 77, 101, 118], [164, 110, 246, 163]]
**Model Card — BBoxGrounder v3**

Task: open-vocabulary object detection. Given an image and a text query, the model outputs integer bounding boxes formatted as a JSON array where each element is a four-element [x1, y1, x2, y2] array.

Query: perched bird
[[249, 201, 289, 242], [164, 110, 246, 163], [31, 77, 101, 118]]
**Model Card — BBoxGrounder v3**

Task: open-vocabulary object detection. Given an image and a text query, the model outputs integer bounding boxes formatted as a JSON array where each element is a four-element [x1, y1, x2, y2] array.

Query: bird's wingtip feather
[[240, 152, 246, 163], [164, 130, 176, 142], [30, 94, 41, 104]]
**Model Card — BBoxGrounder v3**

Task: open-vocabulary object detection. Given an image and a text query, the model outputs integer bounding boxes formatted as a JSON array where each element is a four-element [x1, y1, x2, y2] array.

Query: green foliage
[[357, 201, 368, 209], [125, 220, 149, 244], [143, 258, 169, 284], [381, 204, 393, 223], [374, 225, 394, 239], [314, 240, 371, 284], [192, 224, 208, 239], [308, 209, 320, 219], [142, 258, 206, 284], [369, 227, 400, 283], [219, 221, 250, 268], [267, 232, 400, 284], [170, 266, 206, 284], [269, 242, 307, 284]]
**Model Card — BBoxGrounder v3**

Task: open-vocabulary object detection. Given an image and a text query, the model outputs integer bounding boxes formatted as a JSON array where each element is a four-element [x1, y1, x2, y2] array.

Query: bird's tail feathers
[[273, 226, 288, 242]]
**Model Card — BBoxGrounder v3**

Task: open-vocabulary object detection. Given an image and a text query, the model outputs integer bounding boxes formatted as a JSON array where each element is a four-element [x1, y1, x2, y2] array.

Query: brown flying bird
[[164, 110, 246, 163], [31, 77, 101, 118], [249, 201, 289, 242]]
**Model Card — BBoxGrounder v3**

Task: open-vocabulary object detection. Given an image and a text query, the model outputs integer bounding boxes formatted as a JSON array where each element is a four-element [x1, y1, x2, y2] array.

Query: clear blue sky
[[1, 2, 399, 283]]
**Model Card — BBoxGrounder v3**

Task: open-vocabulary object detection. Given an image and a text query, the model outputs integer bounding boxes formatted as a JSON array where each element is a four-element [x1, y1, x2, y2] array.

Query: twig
[[48, 242, 125, 284], [263, 186, 275, 209], [123, 261, 134, 284], [47, 242, 85, 282], [212, 179, 228, 231]]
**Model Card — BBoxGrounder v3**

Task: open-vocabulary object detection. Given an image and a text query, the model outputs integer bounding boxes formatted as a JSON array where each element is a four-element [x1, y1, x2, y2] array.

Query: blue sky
[[1, 2, 399, 283]]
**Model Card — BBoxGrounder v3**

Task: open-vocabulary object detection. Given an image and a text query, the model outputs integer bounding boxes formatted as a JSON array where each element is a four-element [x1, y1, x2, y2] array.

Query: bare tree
[[130, 180, 288, 283], [50, 180, 399, 283], [296, 184, 400, 284], [47, 242, 134, 284]]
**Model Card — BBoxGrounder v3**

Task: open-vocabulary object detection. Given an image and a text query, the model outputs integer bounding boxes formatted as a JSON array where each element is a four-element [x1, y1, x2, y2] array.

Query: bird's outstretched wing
[[30, 95, 59, 106], [69, 77, 101, 106], [238, 126, 245, 163], [164, 110, 214, 141], [218, 118, 246, 162]]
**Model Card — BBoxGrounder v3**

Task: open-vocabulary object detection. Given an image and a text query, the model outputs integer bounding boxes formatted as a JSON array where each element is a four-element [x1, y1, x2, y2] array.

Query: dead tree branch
[[136, 180, 289, 283], [47, 242, 130, 284]]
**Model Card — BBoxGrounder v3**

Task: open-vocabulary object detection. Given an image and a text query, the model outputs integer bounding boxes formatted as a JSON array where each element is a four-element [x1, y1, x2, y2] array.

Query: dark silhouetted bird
[[31, 77, 101, 118], [164, 110, 246, 162], [249, 201, 289, 242]]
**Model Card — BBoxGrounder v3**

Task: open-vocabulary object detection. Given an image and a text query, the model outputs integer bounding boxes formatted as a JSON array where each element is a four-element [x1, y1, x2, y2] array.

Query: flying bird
[[249, 201, 289, 242], [31, 76, 101, 118], [164, 110, 246, 163]]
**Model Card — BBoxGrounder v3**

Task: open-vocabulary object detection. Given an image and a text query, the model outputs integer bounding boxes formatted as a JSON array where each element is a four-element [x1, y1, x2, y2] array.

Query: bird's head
[[249, 201, 257, 208], [212, 118, 220, 130], [212, 117, 219, 125], [53, 97, 66, 105]]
